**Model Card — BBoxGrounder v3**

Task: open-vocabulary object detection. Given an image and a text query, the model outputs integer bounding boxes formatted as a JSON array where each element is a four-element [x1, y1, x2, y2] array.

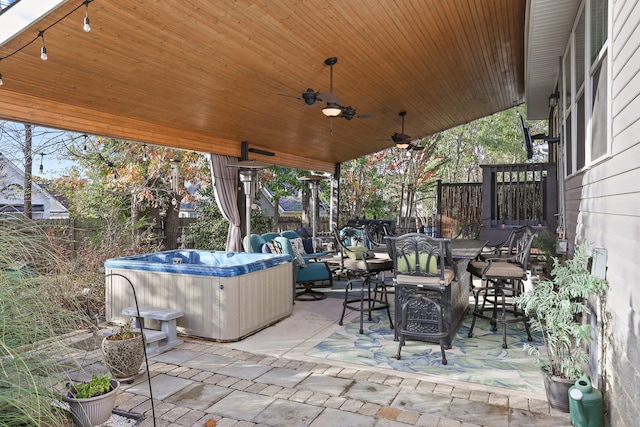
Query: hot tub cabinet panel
[[105, 251, 293, 341]]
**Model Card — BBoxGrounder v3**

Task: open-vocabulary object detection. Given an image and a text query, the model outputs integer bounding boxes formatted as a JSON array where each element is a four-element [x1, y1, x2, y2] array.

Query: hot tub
[[104, 250, 293, 341]]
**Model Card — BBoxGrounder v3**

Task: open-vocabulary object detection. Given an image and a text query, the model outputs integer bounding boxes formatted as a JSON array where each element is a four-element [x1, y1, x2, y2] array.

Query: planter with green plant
[[514, 243, 608, 412], [62, 374, 119, 427], [101, 321, 145, 380]]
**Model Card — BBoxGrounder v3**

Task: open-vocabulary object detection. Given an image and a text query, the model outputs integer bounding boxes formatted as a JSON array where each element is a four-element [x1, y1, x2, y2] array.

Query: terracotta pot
[[62, 379, 119, 427], [101, 334, 145, 379], [543, 372, 574, 413]]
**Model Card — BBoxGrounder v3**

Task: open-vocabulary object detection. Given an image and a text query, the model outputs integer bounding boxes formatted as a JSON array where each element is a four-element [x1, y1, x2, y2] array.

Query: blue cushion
[[244, 234, 267, 253], [280, 230, 300, 240], [295, 227, 311, 238], [296, 261, 331, 283], [302, 238, 313, 254], [261, 232, 280, 242]]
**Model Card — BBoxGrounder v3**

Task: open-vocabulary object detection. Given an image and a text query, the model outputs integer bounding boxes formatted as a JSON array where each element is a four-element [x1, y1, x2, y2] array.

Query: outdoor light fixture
[[299, 174, 329, 253], [39, 32, 48, 61], [226, 159, 272, 252], [0, 0, 96, 85], [83, 0, 91, 32], [548, 91, 560, 108], [322, 103, 342, 117]]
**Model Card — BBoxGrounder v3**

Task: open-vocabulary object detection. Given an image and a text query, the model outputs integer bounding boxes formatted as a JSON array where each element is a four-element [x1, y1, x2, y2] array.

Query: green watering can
[[568, 375, 604, 427]]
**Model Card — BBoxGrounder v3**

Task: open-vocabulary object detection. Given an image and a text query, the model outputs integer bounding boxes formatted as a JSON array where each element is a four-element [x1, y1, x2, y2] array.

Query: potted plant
[[62, 374, 120, 427], [514, 243, 608, 412], [101, 321, 145, 380]]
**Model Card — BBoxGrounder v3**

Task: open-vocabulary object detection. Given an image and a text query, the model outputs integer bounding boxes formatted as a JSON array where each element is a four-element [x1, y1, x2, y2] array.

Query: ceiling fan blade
[[316, 92, 340, 104], [278, 93, 303, 100], [279, 90, 323, 106], [391, 133, 412, 143]]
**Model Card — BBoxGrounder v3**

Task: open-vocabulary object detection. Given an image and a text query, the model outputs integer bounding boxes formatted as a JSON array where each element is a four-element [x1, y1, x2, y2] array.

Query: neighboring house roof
[[0, 152, 69, 218], [261, 186, 328, 216]]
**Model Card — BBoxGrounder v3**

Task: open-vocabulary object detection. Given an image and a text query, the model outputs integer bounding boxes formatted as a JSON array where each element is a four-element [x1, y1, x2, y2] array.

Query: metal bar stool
[[334, 226, 394, 334], [467, 226, 535, 348]]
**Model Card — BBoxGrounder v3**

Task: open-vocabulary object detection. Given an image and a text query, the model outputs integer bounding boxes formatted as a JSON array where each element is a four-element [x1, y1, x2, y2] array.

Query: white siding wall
[[566, 0, 640, 425]]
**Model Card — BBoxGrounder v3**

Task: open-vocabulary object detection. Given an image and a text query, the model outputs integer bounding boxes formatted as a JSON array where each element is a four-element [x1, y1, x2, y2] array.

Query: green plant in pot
[[62, 374, 120, 427], [101, 321, 145, 380], [514, 243, 608, 412]]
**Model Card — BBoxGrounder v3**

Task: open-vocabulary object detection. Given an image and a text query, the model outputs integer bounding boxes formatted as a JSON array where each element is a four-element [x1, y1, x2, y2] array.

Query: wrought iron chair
[[333, 226, 394, 334], [365, 221, 394, 252], [453, 223, 482, 240], [466, 226, 535, 348], [386, 233, 456, 364], [478, 226, 524, 261]]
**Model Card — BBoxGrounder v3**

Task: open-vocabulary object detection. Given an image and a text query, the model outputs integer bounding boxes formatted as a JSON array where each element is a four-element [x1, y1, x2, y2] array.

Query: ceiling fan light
[[322, 104, 342, 117], [396, 142, 410, 149]]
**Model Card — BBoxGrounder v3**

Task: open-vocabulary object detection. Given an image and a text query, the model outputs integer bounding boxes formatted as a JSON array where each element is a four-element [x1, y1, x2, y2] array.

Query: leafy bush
[[1, 217, 93, 426], [189, 186, 272, 250]]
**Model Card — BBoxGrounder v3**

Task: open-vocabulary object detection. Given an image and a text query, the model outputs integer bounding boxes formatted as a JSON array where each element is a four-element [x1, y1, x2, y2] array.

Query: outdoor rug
[[306, 303, 545, 394]]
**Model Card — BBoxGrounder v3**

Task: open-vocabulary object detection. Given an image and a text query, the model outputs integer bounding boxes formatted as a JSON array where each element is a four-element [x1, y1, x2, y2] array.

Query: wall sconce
[[548, 91, 560, 108]]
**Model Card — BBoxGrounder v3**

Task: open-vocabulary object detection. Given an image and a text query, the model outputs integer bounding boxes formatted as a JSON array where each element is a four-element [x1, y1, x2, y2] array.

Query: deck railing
[[481, 162, 557, 230], [437, 163, 557, 236]]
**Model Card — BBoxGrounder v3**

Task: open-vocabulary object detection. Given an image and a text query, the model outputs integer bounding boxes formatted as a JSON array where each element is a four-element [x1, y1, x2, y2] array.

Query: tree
[[0, 120, 71, 217], [55, 137, 210, 249], [336, 105, 547, 228]]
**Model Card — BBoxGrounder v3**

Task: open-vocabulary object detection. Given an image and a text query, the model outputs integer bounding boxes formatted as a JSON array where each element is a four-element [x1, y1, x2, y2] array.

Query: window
[[561, 0, 609, 176], [591, 0, 608, 63], [591, 58, 607, 159]]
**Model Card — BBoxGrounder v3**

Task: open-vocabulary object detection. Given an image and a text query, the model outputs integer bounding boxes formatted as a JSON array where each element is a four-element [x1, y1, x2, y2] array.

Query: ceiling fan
[[281, 57, 374, 120], [392, 111, 423, 150]]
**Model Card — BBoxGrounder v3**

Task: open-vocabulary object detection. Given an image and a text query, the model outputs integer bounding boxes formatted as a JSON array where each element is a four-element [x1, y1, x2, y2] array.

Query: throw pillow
[[346, 245, 375, 260], [290, 237, 306, 253], [266, 241, 282, 254], [396, 252, 438, 273], [290, 244, 308, 268], [302, 238, 314, 254]]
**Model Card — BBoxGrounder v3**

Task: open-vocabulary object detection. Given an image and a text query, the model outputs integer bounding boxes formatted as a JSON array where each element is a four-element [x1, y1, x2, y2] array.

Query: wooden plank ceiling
[[0, 0, 525, 173]]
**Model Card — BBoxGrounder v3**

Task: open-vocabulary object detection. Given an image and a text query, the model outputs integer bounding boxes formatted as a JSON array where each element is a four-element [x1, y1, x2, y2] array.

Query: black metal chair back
[[386, 233, 455, 286], [453, 223, 482, 240]]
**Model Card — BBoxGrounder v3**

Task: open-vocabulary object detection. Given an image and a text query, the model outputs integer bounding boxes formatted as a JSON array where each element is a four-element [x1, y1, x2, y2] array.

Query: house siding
[[565, 1, 640, 425]]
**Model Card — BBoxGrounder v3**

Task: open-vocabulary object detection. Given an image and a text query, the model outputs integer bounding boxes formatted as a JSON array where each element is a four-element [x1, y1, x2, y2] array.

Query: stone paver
[[68, 331, 571, 427]]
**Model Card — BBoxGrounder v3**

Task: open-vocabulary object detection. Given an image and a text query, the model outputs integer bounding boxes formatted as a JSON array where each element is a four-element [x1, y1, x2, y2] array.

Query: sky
[[0, 121, 82, 178]]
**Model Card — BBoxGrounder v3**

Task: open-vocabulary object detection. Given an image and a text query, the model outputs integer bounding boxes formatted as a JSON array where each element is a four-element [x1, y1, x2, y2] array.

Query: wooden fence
[[436, 162, 558, 237]]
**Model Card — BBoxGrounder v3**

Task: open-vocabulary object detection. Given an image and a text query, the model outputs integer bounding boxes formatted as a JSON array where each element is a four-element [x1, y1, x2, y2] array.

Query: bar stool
[[467, 226, 535, 348], [334, 226, 394, 334]]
